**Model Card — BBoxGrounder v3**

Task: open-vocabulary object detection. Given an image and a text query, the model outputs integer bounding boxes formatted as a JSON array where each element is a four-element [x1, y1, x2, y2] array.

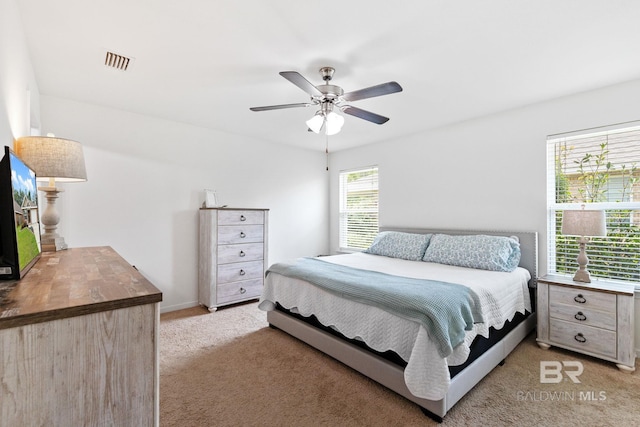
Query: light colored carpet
[[160, 302, 639, 427]]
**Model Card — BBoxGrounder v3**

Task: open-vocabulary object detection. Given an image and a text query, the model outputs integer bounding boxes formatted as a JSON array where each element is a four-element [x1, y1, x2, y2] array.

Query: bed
[[259, 227, 538, 421]]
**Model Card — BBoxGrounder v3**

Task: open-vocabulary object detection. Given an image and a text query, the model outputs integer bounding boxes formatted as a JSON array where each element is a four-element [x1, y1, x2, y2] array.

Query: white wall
[[329, 78, 640, 277], [40, 96, 328, 312], [0, 0, 40, 141]]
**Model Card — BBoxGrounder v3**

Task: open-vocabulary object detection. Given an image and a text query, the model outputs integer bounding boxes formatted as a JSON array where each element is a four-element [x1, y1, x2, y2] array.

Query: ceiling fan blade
[[279, 71, 324, 97], [342, 81, 403, 102], [250, 102, 312, 112], [342, 106, 390, 124]]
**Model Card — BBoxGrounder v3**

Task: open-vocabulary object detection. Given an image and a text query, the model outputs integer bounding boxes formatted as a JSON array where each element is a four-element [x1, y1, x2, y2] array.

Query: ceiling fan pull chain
[[326, 133, 330, 171]]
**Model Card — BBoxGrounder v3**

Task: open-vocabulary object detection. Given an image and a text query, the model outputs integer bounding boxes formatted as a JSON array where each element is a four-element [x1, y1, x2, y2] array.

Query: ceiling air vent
[[104, 51, 133, 71]]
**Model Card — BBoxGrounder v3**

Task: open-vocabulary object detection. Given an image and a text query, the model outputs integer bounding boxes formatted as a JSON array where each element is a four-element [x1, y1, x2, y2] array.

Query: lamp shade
[[15, 136, 87, 182], [561, 210, 607, 237]]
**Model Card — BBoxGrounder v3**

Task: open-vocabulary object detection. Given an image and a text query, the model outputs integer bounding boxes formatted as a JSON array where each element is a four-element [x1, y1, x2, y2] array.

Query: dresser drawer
[[217, 243, 264, 264], [549, 285, 616, 313], [217, 225, 264, 244], [549, 301, 617, 330], [218, 210, 264, 225], [217, 260, 263, 283], [550, 319, 617, 359], [217, 278, 262, 304]]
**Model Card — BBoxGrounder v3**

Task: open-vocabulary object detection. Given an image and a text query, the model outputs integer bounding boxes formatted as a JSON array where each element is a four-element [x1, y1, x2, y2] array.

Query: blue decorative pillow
[[422, 234, 521, 272], [364, 232, 432, 261]]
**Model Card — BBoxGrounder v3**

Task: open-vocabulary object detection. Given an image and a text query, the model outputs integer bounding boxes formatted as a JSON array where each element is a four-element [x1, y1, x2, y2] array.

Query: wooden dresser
[[537, 274, 635, 372], [199, 207, 268, 311], [0, 247, 162, 426]]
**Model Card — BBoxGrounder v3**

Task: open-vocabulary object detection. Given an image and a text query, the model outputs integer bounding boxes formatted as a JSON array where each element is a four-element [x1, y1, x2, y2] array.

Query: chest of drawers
[[537, 274, 635, 372], [199, 208, 269, 311]]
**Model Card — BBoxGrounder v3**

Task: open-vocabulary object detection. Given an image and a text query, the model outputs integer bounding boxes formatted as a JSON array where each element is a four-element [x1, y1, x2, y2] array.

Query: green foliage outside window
[[341, 168, 378, 250], [554, 140, 640, 281]]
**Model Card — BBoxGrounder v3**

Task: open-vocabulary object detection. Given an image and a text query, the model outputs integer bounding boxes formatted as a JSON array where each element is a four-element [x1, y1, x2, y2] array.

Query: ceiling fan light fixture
[[306, 111, 344, 135], [325, 111, 344, 136], [306, 112, 325, 133]]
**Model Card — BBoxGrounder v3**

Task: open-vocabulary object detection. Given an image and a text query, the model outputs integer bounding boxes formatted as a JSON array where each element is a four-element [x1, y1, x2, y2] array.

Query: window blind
[[339, 166, 379, 250], [547, 121, 640, 283]]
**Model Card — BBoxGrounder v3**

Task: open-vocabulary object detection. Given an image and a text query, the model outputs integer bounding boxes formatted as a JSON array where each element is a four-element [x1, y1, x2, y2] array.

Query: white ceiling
[[15, 0, 640, 152]]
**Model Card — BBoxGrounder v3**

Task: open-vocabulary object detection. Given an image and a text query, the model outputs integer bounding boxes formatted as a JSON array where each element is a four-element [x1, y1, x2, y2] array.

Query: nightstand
[[537, 274, 636, 372]]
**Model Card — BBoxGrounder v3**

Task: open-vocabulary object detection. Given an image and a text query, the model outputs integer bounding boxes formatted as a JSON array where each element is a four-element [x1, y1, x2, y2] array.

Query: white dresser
[[199, 208, 269, 311], [537, 274, 636, 372]]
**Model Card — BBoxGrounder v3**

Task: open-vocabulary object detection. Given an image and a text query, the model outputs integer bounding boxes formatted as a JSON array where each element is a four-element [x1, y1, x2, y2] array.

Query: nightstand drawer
[[549, 301, 617, 330], [217, 260, 263, 283], [549, 285, 616, 313], [217, 279, 263, 304], [550, 319, 617, 359], [217, 243, 264, 264]]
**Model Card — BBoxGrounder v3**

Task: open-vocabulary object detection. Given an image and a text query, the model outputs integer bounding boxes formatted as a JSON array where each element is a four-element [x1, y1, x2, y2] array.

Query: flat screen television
[[0, 146, 41, 280]]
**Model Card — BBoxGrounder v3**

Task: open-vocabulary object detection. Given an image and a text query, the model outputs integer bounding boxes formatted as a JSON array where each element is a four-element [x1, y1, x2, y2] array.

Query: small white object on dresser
[[537, 274, 636, 372], [199, 208, 269, 311]]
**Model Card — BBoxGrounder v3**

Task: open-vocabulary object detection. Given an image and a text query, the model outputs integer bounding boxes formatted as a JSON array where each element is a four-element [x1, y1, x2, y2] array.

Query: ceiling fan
[[250, 67, 402, 135]]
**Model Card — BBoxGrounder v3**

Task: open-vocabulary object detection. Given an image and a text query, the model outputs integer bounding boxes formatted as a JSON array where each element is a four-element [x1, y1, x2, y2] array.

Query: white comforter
[[259, 252, 531, 400]]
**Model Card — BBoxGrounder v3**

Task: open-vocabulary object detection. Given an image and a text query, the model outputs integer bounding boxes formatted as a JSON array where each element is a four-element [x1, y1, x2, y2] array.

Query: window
[[547, 122, 640, 283], [339, 166, 379, 251]]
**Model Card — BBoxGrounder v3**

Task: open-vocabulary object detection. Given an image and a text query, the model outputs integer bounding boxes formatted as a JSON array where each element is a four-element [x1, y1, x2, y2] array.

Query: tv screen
[[0, 146, 41, 280]]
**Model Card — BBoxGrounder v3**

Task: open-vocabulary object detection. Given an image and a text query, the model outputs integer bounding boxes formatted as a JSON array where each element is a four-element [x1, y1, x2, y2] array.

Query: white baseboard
[[160, 300, 199, 314]]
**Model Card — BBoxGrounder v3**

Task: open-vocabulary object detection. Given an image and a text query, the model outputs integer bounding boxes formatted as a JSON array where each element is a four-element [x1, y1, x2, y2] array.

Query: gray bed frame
[[267, 227, 538, 421]]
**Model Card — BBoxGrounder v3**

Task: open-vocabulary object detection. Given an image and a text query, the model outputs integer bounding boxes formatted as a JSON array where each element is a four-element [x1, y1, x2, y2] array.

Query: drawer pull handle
[[240, 287, 246, 294], [240, 231, 246, 238], [574, 333, 587, 343], [574, 294, 586, 304], [574, 311, 587, 321], [239, 250, 246, 257], [239, 269, 246, 276], [240, 215, 247, 221]]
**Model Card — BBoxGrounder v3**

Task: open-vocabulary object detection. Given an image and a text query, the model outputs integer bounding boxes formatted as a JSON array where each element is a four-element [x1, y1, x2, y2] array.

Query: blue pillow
[[422, 234, 521, 272], [364, 232, 432, 261]]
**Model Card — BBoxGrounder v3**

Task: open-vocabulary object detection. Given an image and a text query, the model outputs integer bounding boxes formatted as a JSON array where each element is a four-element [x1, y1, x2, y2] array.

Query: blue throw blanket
[[266, 257, 484, 358]]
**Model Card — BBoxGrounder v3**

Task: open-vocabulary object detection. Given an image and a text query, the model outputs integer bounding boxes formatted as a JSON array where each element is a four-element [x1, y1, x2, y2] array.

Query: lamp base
[[38, 186, 68, 252], [573, 237, 592, 283], [42, 237, 68, 252], [573, 269, 592, 283]]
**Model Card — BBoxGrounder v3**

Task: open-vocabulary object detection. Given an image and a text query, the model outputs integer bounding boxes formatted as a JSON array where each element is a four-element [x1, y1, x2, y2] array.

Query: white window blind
[[339, 166, 379, 250], [547, 121, 640, 283]]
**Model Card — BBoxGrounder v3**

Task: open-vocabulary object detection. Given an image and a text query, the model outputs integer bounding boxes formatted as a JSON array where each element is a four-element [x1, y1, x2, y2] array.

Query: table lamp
[[15, 136, 87, 251], [561, 208, 607, 283]]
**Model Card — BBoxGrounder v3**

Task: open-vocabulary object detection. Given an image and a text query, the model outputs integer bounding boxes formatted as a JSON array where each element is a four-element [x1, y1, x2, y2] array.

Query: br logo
[[540, 361, 584, 383]]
